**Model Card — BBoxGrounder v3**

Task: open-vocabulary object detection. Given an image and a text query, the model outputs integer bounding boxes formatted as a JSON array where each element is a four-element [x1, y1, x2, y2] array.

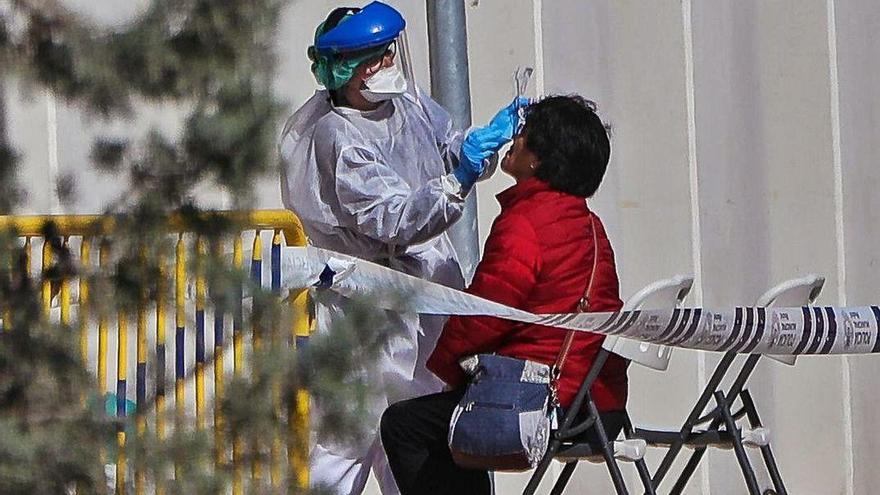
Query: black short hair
[[523, 95, 611, 198]]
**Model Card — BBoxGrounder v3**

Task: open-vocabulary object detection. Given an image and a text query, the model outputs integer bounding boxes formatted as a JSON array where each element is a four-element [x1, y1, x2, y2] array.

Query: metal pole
[[426, 0, 481, 281]]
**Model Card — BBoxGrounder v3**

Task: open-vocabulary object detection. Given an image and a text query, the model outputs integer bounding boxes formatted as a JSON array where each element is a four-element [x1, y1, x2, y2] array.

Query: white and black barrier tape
[[281, 246, 880, 356]]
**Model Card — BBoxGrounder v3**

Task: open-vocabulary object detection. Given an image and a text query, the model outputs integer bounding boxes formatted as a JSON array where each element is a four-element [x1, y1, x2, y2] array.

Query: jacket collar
[[497, 177, 554, 208]]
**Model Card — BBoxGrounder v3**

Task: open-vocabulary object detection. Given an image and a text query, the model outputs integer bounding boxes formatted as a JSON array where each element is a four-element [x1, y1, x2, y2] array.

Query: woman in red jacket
[[381, 95, 628, 495]]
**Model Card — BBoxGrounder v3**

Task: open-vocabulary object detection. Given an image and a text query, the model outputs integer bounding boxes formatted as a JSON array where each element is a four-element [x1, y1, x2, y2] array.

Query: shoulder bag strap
[[551, 213, 599, 390]]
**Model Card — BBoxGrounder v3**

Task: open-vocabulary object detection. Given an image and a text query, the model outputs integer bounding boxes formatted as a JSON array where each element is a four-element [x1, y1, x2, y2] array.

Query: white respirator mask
[[360, 64, 409, 102]]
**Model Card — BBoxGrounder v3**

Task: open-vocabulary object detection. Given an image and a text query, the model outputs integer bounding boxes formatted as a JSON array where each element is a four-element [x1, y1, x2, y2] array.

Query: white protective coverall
[[279, 87, 481, 494]]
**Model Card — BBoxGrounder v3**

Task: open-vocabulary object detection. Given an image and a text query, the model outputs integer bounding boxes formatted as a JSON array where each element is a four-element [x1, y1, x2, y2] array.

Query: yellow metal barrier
[[232, 235, 245, 495], [0, 209, 310, 493], [212, 240, 225, 475], [99, 241, 111, 411], [79, 239, 90, 364], [116, 307, 128, 493], [155, 257, 167, 495], [250, 232, 264, 486]]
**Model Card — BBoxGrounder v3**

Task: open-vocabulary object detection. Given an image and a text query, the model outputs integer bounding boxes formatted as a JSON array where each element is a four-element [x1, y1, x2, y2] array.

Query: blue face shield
[[315, 2, 405, 54], [309, 2, 409, 91]]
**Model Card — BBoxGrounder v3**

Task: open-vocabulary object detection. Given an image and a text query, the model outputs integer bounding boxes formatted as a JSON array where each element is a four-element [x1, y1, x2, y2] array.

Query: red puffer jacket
[[427, 177, 628, 411]]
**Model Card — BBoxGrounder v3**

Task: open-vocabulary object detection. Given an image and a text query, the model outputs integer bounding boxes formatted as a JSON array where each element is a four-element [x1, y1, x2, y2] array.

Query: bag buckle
[[577, 296, 590, 312], [549, 383, 560, 408], [551, 363, 564, 383], [549, 365, 561, 407]]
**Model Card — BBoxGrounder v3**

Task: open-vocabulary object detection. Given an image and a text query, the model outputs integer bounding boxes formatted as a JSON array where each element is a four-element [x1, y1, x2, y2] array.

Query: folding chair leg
[[653, 352, 738, 489], [654, 440, 687, 489], [634, 458, 656, 495], [668, 384, 746, 493], [715, 391, 761, 495], [586, 399, 629, 495], [670, 449, 706, 495], [740, 390, 788, 495], [523, 439, 561, 495], [759, 444, 787, 495], [622, 415, 656, 495], [549, 462, 578, 495], [600, 443, 629, 495]]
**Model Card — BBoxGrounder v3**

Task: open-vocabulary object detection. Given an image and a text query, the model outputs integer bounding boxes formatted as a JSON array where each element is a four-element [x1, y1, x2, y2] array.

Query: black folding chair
[[634, 274, 825, 495], [523, 275, 694, 495]]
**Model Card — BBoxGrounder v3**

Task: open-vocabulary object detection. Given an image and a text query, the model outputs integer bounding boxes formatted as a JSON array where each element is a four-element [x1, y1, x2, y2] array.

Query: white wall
[[535, 1, 703, 493], [835, 0, 880, 492], [4, 1, 880, 493], [692, 1, 847, 493], [528, 0, 879, 494]]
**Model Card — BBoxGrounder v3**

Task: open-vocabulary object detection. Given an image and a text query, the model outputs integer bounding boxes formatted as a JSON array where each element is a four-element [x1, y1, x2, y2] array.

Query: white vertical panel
[[691, 1, 848, 494], [681, 2, 711, 492], [825, 2, 856, 493], [466, 0, 538, 252], [539, 0, 697, 493], [6, 78, 53, 215], [39, 0, 159, 213], [834, 0, 880, 493], [690, 0, 776, 490], [531, 0, 545, 97], [45, 91, 59, 214]]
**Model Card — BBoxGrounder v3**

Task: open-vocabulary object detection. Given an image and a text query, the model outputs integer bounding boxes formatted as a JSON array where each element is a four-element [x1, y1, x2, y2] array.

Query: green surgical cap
[[308, 17, 387, 91]]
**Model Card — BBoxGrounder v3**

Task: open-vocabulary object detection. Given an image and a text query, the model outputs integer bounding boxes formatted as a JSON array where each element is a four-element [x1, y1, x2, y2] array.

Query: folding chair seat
[[634, 423, 771, 450], [554, 437, 647, 464], [522, 274, 694, 495], [639, 274, 825, 495]]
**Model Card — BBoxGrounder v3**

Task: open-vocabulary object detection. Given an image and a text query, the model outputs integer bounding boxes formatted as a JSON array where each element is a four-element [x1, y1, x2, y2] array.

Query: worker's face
[[501, 133, 539, 181], [340, 41, 399, 111], [353, 42, 397, 85]]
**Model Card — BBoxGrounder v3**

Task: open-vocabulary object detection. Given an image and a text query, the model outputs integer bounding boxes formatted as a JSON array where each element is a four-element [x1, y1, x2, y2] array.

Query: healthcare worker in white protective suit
[[278, 2, 524, 494]]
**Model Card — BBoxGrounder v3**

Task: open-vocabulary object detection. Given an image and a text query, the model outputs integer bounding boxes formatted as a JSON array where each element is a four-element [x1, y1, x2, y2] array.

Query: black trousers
[[381, 389, 490, 495], [380, 389, 626, 495]]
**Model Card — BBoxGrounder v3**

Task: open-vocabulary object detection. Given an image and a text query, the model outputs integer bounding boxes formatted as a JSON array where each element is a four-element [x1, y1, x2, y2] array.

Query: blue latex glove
[[453, 126, 506, 189], [487, 97, 530, 141]]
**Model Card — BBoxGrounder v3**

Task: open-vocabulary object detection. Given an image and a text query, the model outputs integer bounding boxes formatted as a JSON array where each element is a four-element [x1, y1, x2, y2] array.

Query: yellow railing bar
[[98, 241, 110, 402], [195, 237, 206, 431], [78, 239, 90, 363], [233, 237, 244, 374], [41, 239, 51, 316], [96, 239, 109, 475], [0, 210, 307, 247], [23, 236, 31, 276], [0, 209, 310, 490], [251, 231, 263, 485], [156, 257, 167, 495], [290, 288, 310, 489], [0, 214, 107, 236], [174, 233, 185, 481], [270, 229, 283, 489], [60, 237, 71, 326], [116, 308, 128, 495], [232, 235, 244, 495], [212, 240, 226, 471], [136, 267, 148, 495], [57, 241, 72, 495]]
